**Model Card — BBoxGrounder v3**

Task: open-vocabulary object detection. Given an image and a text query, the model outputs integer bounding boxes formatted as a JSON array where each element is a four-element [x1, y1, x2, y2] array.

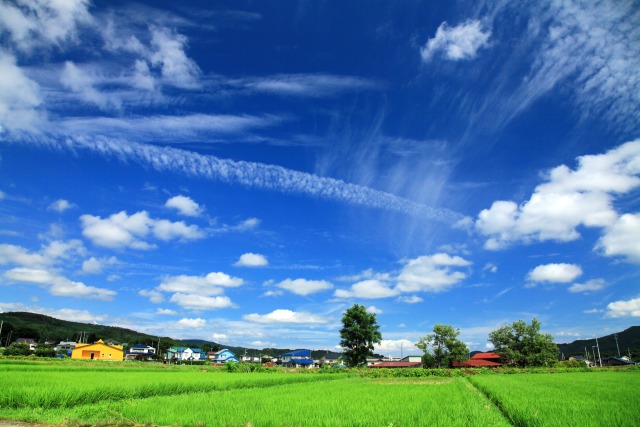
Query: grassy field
[[1, 360, 638, 426]]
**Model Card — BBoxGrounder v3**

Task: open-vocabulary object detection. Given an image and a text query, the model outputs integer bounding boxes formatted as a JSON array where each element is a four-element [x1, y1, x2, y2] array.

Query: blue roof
[[282, 349, 311, 357], [291, 358, 313, 365]]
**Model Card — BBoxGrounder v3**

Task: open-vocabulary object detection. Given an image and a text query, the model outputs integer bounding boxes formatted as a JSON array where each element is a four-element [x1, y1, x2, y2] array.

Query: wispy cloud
[[229, 74, 381, 97], [20, 136, 462, 223]]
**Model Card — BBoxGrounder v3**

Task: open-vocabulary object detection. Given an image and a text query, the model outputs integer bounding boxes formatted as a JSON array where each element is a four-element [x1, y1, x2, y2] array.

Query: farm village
[[1, 310, 639, 426]]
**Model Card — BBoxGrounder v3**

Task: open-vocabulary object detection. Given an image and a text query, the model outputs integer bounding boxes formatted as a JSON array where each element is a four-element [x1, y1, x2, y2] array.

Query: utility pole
[[592, 346, 597, 366], [595, 335, 602, 367], [615, 334, 620, 357], [157, 337, 161, 361]]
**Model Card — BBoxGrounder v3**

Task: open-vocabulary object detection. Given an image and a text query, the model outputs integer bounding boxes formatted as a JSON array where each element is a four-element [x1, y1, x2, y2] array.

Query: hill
[[557, 326, 640, 359], [0, 311, 341, 358]]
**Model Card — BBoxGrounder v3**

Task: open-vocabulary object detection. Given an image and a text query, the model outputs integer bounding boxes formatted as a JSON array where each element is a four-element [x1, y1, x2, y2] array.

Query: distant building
[[71, 339, 124, 361], [15, 338, 37, 351], [452, 352, 502, 368], [601, 356, 636, 367], [166, 347, 206, 362], [208, 349, 238, 364], [319, 351, 343, 366], [281, 349, 314, 368], [126, 344, 156, 360]]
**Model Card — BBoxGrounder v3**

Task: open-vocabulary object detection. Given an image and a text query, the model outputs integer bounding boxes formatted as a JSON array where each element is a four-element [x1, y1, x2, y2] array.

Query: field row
[[1, 363, 639, 426]]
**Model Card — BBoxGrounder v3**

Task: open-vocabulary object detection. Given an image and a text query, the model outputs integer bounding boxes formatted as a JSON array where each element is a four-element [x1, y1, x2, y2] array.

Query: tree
[[415, 324, 469, 368], [339, 304, 382, 367], [34, 344, 56, 358], [489, 318, 558, 367], [3, 343, 31, 356]]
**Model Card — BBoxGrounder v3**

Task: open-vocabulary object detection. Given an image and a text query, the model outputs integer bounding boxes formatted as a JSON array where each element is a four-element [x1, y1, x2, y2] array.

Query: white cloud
[[476, 140, 640, 249], [606, 298, 640, 318], [367, 306, 382, 315], [374, 339, 420, 356], [156, 308, 176, 315], [243, 309, 328, 324], [80, 210, 204, 250], [234, 218, 261, 231], [234, 74, 380, 97], [569, 279, 606, 293], [139, 289, 164, 303], [212, 333, 228, 341], [48, 199, 74, 212], [597, 213, 640, 263], [276, 278, 333, 296], [420, 20, 491, 62], [61, 61, 121, 111], [396, 253, 471, 293], [158, 272, 243, 295], [397, 295, 423, 304], [149, 26, 201, 89], [334, 279, 399, 299], [165, 195, 203, 217], [234, 253, 269, 267], [526, 263, 582, 285], [170, 293, 235, 311], [0, 0, 92, 52], [583, 308, 603, 314], [81, 256, 117, 274], [0, 244, 48, 268], [0, 302, 106, 323], [4, 267, 115, 301], [23, 137, 462, 224], [176, 317, 206, 329], [0, 51, 44, 132]]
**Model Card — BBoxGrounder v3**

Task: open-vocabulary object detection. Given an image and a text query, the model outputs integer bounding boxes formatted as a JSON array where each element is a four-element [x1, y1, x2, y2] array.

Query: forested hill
[[556, 326, 640, 359], [0, 311, 340, 358]]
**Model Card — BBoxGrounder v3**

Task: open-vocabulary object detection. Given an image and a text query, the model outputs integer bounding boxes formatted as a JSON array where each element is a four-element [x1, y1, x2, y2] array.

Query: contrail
[[19, 135, 464, 224]]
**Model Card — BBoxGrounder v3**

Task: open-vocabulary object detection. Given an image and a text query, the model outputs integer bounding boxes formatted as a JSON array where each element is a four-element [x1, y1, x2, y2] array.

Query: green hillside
[[0, 311, 342, 359], [557, 326, 640, 359]]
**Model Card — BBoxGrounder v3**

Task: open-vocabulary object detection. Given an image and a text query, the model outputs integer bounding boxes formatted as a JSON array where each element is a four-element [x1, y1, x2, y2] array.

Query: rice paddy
[[1, 360, 638, 426]]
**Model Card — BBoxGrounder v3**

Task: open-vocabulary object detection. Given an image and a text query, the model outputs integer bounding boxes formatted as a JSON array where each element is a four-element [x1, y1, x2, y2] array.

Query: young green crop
[[469, 371, 640, 426]]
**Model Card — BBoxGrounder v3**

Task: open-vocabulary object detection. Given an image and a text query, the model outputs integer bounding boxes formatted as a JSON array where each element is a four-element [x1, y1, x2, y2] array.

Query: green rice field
[[1, 360, 638, 426]]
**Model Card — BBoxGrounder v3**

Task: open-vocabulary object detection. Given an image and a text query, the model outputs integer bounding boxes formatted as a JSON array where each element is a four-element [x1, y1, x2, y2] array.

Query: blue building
[[208, 349, 239, 364], [281, 349, 314, 368]]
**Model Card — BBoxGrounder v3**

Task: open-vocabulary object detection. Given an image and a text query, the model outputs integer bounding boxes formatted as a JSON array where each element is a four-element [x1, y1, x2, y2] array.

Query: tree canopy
[[339, 304, 382, 367], [416, 324, 469, 368], [489, 318, 558, 367]]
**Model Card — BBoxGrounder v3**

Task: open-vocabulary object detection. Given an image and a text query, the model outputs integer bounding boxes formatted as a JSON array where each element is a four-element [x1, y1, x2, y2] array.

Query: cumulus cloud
[[367, 306, 382, 315], [170, 293, 235, 310], [165, 195, 203, 217], [596, 213, 640, 263], [48, 199, 74, 212], [141, 271, 243, 311], [276, 278, 333, 296], [243, 309, 328, 324], [374, 339, 420, 356], [396, 253, 471, 293], [420, 20, 491, 62], [334, 279, 398, 299], [568, 279, 606, 293], [606, 298, 640, 318], [81, 256, 117, 274], [4, 267, 115, 300], [476, 140, 640, 250], [397, 295, 423, 304], [526, 263, 582, 285], [176, 317, 206, 328], [0, 302, 106, 323], [156, 308, 176, 315], [234, 253, 269, 267], [80, 210, 204, 250]]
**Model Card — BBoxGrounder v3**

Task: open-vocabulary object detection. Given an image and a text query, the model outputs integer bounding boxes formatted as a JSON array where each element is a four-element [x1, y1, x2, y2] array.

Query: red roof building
[[452, 352, 502, 368]]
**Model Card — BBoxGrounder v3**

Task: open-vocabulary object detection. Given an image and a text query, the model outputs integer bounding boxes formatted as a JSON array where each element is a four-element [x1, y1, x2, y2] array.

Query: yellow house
[[71, 339, 124, 361]]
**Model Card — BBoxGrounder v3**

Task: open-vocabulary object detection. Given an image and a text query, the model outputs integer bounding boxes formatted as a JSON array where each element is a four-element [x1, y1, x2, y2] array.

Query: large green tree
[[339, 304, 382, 367], [416, 324, 469, 368], [489, 318, 558, 367]]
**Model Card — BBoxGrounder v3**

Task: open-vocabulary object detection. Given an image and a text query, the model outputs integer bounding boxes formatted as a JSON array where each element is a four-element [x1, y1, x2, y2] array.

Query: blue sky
[[1, 0, 639, 356]]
